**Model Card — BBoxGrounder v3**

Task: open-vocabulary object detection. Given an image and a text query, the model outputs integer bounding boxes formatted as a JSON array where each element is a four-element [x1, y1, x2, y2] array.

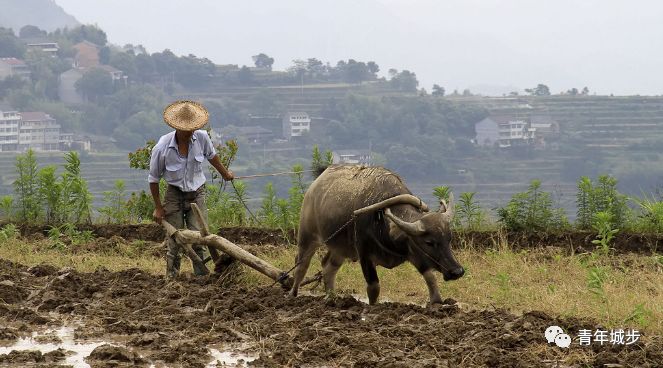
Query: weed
[[0, 196, 13, 220], [497, 179, 568, 232], [98, 180, 129, 224], [0, 224, 18, 242], [592, 211, 619, 255], [14, 149, 40, 221], [456, 192, 486, 230], [624, 303, 653, 328]]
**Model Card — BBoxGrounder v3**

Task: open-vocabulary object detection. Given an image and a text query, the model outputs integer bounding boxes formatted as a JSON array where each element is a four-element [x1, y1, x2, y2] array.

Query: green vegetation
[[497, 179, 568, 232]]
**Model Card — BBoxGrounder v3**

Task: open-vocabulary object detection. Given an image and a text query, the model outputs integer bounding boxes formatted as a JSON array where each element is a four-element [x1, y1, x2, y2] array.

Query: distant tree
[[0, 75, 26, 98], [134, 53, 156, 82], [366, 61, 380, 76], [109, 51, 137, 80], [567, 87, 579, 96], [288, 59, 307, 78], [306, 58, 325, 79], [238, 65, 254, 85], [0, 27, 26, 58], [66, 25, 108, 46], [389, 70, 419, 92], [462, 89, 473, 96], [581, 86, 589, 95], [344, 59, 371, 83], [19, 25, 47, 39], [525, 83, 551, 96], [432, 84, 445, 96], [113, 111, 165, 150], [388, 68, 398, 78], [509, 91, 519, 96], [75, 67, 114, 102], [252, 53, 274, 70]]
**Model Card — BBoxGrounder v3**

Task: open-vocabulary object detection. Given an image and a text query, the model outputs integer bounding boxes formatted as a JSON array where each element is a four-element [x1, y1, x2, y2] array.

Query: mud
[[6, 221, 663, 254], [0, 258, 661, 367]]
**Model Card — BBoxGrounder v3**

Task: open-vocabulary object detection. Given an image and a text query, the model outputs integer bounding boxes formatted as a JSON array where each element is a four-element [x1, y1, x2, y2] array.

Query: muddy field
[[0, 254, 662, 367]]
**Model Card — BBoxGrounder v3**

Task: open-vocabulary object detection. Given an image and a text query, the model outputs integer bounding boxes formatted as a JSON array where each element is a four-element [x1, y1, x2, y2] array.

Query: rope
[[234, 169, 316, 180], [230, 180, 261, 225]]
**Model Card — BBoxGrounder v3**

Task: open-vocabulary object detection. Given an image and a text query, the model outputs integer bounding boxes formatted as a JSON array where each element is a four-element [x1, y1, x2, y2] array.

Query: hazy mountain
[[0, 0, 79, 32]]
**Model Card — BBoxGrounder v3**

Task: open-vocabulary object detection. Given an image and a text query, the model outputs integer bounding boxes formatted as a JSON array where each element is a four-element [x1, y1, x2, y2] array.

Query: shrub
[[576, 175, 630, 230], [456, 192, 486, 230], [0, 196, 13, 220], [497, 179, 568, 232], [98, 180, 129, 224], [14, 149, 40, 221]]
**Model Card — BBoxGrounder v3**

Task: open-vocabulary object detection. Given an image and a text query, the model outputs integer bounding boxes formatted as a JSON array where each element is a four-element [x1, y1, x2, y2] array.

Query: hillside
[[0, 0, 79, 32]]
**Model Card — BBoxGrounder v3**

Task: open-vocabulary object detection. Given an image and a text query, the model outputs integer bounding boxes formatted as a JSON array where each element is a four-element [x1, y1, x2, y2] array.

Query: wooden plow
[[161, 203, 320, 288]]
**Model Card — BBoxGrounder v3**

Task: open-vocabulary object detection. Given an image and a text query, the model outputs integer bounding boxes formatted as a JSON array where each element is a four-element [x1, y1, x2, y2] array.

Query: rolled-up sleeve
[[200, 131, 217, 160], [147, 145, 164, 183]]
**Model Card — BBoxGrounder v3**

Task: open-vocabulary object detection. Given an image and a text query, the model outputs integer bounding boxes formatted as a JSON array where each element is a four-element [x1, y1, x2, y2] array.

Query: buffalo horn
[[384, 208, 425, 236], [353, 194, 429, 216]]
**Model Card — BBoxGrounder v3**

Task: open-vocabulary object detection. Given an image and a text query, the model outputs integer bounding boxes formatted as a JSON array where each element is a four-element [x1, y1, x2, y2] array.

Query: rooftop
[[20, 112, 54, 121]]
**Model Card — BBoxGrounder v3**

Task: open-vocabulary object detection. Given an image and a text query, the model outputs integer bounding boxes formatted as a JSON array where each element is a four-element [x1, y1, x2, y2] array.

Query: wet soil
[[5, 222, 663, 254], [0, 258, 661, 367]]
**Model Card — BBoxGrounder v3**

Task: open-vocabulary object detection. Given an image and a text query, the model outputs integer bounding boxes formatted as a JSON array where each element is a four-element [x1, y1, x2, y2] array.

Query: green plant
[[14, 149, 41, 221], [576, 175, 630, 230], [576, 176, 593, 229], [456, 192, 485, 230], [258, 182, 279, 228], [311, 145, 333, 176], [128, 140, 156, 170], [0, 224, 18, 242], [591, 211, 619, 255], [126, 190, 154, 223], [497, 180, 568, 232], [624, 303, 653, 328], [60, 151, 93, 223], [433, 186, 451, 203], [98, 180, 129, 224], [632, 194, 663, 233], [209, 139, 238, 183], [0, 196, 13, 220], [587, 266, 608, 297], [37, 165, 61, 223], [287, 164, 306, 229]]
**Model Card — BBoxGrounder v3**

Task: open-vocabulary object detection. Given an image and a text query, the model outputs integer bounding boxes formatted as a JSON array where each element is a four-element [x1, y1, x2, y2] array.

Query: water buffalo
[[289, 165, 464, 305]]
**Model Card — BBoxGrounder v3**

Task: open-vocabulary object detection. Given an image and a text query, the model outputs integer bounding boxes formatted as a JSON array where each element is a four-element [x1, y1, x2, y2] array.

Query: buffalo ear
[[439, 192, 455, 221]]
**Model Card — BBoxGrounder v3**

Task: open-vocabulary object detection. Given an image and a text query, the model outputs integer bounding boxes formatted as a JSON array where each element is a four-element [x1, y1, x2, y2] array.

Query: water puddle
[[0, 326, 104, 367], [0, 325, 258, 368], [206, 347, 257, 367]]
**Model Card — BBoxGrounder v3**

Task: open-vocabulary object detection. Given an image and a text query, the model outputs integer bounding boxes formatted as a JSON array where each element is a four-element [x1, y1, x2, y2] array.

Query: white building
[[0, 110, 21, 152], [282, 112, 311, 139], [475, 116, 536, 148], [332, 150, 371, 165], [25, 40, 59, 56], [18, 112, 61, 152]]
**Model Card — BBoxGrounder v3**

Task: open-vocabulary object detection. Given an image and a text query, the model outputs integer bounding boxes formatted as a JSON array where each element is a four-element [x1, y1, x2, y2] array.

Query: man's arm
[[150, 182, 164, 223], [209, 154, 234, 181]]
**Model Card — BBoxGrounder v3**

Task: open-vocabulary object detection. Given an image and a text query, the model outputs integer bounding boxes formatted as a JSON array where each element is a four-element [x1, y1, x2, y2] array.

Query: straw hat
[[163, 100, 209, 131]]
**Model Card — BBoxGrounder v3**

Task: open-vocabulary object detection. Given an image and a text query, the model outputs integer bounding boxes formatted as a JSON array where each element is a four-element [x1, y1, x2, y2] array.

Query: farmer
[[148, 100, 234, 278]]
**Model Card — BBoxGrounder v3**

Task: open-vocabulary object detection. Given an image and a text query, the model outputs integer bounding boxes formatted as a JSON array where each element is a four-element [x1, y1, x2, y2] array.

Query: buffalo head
[[384, 194, 465, 281]]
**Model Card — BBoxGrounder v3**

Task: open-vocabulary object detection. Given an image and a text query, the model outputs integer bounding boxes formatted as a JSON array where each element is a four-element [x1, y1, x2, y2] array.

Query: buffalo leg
[[359, 257, 380, 305], [289, 232, 319, 298], [422, 269, 443, 304], [321, 251, 344, 293]]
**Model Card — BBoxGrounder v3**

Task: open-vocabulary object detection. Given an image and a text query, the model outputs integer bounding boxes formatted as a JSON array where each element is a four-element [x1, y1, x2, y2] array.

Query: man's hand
[[222, 170, 234, 181], [153, 206, 165, 223]]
